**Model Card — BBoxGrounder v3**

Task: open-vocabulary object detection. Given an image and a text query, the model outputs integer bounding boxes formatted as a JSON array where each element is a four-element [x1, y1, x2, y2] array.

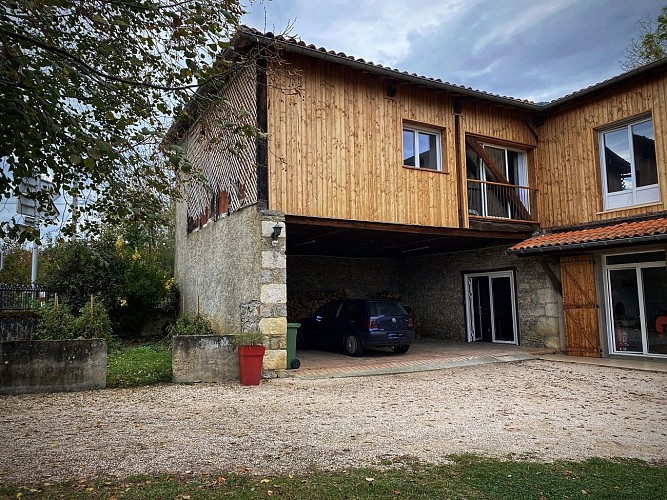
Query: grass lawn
[[2, 456, 665, 499], [106, 342, 172, 388]]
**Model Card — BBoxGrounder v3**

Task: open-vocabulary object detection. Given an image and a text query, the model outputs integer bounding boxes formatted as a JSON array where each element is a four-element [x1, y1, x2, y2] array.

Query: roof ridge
[[238, 25, 667, 110]]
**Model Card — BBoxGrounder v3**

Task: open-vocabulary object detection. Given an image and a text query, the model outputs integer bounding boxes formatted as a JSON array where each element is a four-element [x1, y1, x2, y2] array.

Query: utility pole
[[30, 211, 39, 287]]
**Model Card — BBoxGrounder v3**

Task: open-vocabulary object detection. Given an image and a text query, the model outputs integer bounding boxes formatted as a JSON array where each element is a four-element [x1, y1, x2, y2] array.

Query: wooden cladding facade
[[561, 255, 601, 357], [266, 53, 537, 228], [534, 72, 667, 229]]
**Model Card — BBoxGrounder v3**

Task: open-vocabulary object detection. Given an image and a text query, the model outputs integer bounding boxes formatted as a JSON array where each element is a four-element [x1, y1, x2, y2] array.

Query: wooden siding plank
[[267, 53, 538, 227], [534, 73, 667, 228]]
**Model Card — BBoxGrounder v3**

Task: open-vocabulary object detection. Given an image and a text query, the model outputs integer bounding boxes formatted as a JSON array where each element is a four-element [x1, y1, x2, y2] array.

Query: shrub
[[34, 299, 113, 341], [34, 303, 77, 340], [40, 235, 174, 339], [75, 299, 113, 340], [231, 330, 266, 347], [167, 313, 214, 337]]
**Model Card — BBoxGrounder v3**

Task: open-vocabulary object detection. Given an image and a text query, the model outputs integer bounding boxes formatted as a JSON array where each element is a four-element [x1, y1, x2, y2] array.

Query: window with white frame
[[600, 116, 659, 210], [466, 142, 529, 219], [402, 125, 441, 170]]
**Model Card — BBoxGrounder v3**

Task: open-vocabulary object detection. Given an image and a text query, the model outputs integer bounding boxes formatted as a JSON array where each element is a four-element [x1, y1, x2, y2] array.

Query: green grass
[[2, 456, 666, 499], [106, 343, 172, 388]]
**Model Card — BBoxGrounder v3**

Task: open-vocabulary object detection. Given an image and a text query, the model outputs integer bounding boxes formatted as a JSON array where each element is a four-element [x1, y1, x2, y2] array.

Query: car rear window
[[367, 301, 407, 317]]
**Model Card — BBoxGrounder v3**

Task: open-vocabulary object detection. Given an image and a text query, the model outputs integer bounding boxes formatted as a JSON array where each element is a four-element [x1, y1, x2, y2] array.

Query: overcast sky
[[243, 0, 664, 103]]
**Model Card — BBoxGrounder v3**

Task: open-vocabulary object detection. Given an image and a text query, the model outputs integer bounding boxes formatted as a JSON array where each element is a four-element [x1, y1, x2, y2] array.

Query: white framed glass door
[[603, 250, 667, 357], [465, 270, 518, 344]]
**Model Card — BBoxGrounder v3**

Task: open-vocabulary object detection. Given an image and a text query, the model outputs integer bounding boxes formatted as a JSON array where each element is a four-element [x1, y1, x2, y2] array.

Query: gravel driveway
[[1, 360, 666, 483]]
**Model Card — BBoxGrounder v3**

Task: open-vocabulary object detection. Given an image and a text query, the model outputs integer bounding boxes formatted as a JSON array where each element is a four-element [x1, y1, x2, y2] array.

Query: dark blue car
[[298, 299, 415, 356]]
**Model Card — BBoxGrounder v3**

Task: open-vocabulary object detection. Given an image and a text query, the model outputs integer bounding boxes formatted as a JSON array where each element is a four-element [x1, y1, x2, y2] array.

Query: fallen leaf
[[260, 478, 270, 483], [217, 477, 226, 484], [365, 477, 375, 482]]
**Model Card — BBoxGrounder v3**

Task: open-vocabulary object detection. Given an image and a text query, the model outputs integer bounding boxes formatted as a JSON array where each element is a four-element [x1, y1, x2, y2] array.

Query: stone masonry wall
[[287, 256, 402, 320], [174, 203, 287, 375], [399, 245, 561, 349], [257, 211, 287, 372]]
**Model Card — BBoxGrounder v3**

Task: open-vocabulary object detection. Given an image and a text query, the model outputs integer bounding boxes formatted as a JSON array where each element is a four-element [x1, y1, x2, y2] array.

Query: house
[[169, 27, 667, 374]]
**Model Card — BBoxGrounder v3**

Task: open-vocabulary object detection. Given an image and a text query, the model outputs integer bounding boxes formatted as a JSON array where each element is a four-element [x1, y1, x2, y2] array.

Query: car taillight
[[366, 319, 378, 329], [408, 316, 414, 328]]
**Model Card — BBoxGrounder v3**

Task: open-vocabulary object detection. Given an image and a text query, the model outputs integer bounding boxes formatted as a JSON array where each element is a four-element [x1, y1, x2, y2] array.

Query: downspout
[[256, 54, 269, 210], [454, 105, 465, 228]]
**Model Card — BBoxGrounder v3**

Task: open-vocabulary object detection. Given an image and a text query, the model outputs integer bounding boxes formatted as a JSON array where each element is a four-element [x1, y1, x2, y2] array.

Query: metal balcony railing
[[466, 179, 538, 222]]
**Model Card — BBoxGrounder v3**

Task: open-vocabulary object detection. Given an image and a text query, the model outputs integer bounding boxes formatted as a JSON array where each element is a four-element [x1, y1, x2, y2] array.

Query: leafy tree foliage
[[39, 230, 175, 338], [0, 0, 246, 240], [623, 6, 667, 70], [0, 240, 32, 283]]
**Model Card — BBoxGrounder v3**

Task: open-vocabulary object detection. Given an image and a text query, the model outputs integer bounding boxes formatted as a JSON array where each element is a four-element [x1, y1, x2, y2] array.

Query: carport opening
[[284, 216, 530, 364]]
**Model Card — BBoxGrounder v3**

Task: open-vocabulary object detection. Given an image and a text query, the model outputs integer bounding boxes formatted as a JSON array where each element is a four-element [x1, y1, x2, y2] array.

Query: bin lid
[[287, 322, 301, 328]]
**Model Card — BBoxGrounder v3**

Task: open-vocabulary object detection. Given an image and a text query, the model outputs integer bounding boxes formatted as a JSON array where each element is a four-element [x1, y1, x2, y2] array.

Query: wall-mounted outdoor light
[[271, 223, 282, 246]]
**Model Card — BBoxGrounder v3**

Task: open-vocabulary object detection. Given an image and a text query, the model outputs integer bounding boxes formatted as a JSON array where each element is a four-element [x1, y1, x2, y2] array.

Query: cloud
[[244, 0, 666, 102], [471, 0, 579, 55], [247, 0, 482, 67]]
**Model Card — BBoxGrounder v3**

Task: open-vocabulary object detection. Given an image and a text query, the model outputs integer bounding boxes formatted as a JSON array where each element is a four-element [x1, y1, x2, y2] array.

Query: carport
[[284, 215, 539, 368]]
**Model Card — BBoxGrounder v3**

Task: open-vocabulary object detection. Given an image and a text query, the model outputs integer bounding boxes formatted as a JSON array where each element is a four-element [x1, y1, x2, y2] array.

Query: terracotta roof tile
[[509, 217, 667, 253]]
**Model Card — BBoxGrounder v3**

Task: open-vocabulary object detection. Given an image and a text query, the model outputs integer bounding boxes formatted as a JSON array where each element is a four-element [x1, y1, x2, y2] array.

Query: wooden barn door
[[561, 255, 601, 357]]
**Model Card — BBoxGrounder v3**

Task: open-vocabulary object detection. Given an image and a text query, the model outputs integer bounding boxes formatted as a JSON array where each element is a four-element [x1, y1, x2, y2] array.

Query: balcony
[[467, 179, 538, 224]]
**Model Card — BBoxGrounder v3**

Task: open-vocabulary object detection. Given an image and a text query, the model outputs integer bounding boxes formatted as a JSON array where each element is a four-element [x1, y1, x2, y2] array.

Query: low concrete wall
[[0, 339, 107, 394], [172, 335, 239, 383], [0, 313, 36, 341]]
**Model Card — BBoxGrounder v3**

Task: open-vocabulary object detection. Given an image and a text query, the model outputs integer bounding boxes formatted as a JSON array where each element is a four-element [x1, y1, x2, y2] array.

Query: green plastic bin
[[286, 322, 301, 369]]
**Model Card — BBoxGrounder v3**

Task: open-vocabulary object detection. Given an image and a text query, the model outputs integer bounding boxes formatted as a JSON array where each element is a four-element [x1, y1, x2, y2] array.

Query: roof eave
[[511, 233, 667, 255], [236, 29, 543, 112], [543, 57, 667, 111]]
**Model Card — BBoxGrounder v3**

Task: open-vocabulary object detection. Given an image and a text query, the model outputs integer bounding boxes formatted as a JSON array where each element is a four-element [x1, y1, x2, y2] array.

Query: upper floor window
[[600, 117, 659, 210], [466, 141, 530, 220], [403, 125, 441, 170]]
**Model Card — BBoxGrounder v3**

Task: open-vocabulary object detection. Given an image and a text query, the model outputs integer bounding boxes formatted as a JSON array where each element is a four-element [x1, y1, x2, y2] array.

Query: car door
[[334, 301, 362, 346], [311, 301, 341, 349]]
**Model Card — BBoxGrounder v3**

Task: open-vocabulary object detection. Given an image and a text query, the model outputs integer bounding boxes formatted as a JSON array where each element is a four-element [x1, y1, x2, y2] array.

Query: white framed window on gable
[[402, 125, 442, 171], [600, 116, 659, 210]]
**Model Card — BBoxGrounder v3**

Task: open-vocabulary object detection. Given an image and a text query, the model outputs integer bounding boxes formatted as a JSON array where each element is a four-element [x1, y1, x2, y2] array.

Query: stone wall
[[287, 256, 401, 320], [399, 245, 561, 349], [0, 339, 107, 394], [172, 335, 237, 383], [174, 204, 287, 373], [288, 256, 400, 296], [0, 313, 36, 341]]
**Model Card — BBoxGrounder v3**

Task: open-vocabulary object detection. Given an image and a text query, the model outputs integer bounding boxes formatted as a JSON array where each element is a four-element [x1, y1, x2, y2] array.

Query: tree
[[0, 240, 32, 283], [622, 6, 667, 71], [39, 229, 175, 338], [0, 0, 248, 241]]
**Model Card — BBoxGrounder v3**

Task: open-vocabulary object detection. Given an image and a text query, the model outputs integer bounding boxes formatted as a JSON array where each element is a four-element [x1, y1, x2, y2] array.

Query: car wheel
[[344, 334, 364, 356], [392, 345, 410, 354]]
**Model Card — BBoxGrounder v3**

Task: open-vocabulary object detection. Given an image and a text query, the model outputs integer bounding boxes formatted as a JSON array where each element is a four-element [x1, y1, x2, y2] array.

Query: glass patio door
[[605, 251, 667, 356], [465, 271, 518, 344]]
